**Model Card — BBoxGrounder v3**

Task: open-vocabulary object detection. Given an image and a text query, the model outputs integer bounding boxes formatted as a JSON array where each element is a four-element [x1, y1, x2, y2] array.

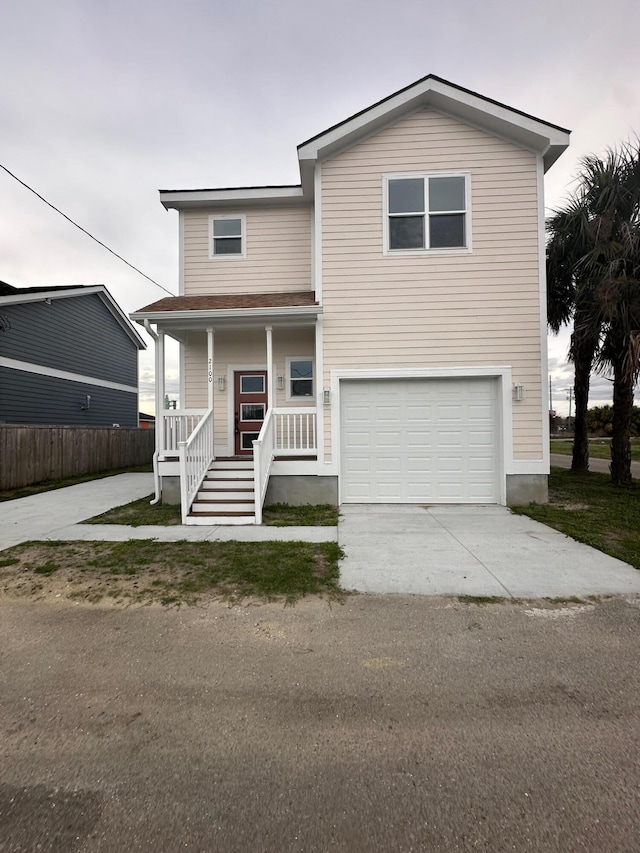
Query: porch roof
[[130, 291, 321, 334]]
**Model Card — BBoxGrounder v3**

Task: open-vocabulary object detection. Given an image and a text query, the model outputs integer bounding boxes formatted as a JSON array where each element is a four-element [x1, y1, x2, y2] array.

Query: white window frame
[[285, 356, 315, 402], [382, 172, 471, 256], [209, 214, 247, 259]]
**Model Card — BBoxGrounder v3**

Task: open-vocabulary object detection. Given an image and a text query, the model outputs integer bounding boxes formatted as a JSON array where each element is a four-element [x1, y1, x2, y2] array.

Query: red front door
[[234, 371, 268, 456]]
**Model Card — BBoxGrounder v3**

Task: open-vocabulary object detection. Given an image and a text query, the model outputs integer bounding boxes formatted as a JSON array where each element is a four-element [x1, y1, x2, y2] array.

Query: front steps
[[187, 458, 256, 525]]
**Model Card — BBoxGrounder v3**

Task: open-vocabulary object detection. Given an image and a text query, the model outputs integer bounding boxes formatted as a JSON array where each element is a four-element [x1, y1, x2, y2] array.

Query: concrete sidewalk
[[0, 474, 337, 551], [339, 504, 640, 598]]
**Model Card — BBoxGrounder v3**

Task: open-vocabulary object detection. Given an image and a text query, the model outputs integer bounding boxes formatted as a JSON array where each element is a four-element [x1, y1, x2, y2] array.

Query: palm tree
[[547, 201, 600, 473], [547, 143, 640, 485]]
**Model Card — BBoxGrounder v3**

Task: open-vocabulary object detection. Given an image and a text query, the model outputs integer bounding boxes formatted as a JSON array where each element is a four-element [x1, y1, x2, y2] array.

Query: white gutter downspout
[[143, 319, 162, 505]]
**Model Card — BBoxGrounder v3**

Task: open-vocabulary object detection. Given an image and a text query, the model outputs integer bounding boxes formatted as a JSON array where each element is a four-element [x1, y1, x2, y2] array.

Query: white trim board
[[0, 357, 139, 394]]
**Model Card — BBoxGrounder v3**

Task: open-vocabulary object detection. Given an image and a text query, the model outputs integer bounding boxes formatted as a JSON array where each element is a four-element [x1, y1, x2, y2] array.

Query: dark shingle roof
[[137, 291, 317, 313]]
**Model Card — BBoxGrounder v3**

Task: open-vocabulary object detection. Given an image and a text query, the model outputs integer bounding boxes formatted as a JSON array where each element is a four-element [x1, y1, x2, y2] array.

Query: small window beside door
[[287, 358, 314, 399]]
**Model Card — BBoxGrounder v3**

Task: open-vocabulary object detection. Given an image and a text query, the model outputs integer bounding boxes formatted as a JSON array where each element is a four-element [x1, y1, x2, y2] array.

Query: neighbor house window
[[209, 214, 246, 258], [286, 358, 314, 399], [385, 174, 469, 252]]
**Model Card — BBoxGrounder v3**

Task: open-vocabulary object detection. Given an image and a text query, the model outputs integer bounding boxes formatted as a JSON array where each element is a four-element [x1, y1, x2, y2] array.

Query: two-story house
[[131, 74, 570, 524]]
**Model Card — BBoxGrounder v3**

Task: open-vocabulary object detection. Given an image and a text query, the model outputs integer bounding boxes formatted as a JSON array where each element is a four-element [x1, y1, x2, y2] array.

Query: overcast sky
[[2, 0, 639, 416]]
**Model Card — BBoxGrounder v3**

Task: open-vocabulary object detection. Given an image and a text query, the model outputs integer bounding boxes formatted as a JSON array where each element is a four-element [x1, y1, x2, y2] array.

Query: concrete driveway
[[339, 504, 640, 598]]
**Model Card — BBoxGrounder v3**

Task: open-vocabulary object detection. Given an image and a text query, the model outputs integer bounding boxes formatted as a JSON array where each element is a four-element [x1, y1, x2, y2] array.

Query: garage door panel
[[340, 377, 499, 504]]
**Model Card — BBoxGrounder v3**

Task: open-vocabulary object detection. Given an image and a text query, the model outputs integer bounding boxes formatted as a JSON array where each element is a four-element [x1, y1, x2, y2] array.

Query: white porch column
[[315, 316, 324, 464], [265, 325, 274, 409], [206, 328, 214, 411], [155, 331, 165, 455]]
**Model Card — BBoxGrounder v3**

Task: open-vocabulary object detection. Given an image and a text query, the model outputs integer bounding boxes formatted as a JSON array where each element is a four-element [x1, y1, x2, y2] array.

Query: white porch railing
[[253, 407, 317, 524], [161, 409, 207, 456], [273, 407, 317, 455], [253, 409, 275, 525], [178, 408, 214, 524]]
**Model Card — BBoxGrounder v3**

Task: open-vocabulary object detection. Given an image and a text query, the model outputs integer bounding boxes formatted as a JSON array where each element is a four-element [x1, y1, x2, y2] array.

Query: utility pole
[[549, 375, 553, 412], [566, 387, 573, 431]]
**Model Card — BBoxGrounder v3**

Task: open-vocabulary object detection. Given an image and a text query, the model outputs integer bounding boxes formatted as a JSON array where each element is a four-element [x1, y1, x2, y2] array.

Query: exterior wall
[[184, 327, 315, 453], [0, 367, 139, 427], [319, 107, 543, 463], [183, 205, 313, 295], [0, 294, 139, 427], [0, 294, 138, 386]]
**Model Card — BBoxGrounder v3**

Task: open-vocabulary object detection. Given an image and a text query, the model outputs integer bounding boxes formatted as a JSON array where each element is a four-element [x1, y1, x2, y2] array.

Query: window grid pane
[[214, 237, 242, 255], [428, 176, 466, 212], [388, 179, 424, 214], [389, 215, 424, 250], [240, 376, 265, 393], [429, 213, 465, 248], [213, 218, 242, 237]]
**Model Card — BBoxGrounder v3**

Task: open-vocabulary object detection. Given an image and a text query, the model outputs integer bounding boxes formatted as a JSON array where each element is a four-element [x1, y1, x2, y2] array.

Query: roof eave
[[0, 285, 146, 349], [297, 75, 570, 173], [160, 185, 309, 211], [131, 304, 321, 329]]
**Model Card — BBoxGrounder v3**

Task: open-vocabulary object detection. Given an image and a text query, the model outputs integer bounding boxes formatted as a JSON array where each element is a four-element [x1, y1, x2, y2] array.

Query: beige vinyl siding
[[184, 328, 315, 451], [320, 107, 543, 461], [183, 206, 313, 294]]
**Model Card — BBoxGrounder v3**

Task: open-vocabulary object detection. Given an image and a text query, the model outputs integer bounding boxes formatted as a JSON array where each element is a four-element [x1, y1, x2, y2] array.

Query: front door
[[234, 371, 268, 456]]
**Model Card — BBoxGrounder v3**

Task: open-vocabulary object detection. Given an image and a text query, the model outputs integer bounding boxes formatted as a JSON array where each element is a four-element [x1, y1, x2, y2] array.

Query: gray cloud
[[2, 0, 639, 413]]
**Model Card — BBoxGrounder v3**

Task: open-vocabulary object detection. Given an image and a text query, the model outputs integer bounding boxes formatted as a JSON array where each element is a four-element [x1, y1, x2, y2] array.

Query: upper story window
[[384, 174, 470, 254], [209, 214, 246, 258]]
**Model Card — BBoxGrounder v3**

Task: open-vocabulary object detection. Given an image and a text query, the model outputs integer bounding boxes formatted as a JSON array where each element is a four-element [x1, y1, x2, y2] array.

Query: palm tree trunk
[[610, 344, 634, 486], [570, 308, 597, 472]]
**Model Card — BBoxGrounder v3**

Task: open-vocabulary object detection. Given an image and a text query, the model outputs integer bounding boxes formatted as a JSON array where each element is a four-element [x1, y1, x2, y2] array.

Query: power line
[[0, 163, 174, 297]]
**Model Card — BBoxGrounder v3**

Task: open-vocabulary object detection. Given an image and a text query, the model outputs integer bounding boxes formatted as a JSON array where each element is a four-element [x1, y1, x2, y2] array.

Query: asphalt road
[[1, 595, 640, 852]]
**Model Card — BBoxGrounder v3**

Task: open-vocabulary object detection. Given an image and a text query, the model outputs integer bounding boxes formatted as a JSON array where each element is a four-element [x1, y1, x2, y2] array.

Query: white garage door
[[340, 377, 499, 503]]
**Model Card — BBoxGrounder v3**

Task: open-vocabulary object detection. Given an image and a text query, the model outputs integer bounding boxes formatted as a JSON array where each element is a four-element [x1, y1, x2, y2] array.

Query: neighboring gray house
[[0, 282, 146, 427]]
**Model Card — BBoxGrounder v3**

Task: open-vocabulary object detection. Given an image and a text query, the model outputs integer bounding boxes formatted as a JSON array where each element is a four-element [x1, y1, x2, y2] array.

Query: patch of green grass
[[32, 561, 59, 575], [550, 438, 640, 461], [261, 503, 339, 526], [85, 495, 182, 526], [0, 557, 19, 567], [85, 497, 339, 527], [1, 539, 346, 606], [0, 464, 153, 502], [457, 595, 508, 605], [514, 467, 640, 569]]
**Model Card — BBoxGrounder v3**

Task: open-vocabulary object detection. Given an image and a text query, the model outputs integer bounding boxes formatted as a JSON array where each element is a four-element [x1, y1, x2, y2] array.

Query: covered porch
[[131, 292, 323, 525]]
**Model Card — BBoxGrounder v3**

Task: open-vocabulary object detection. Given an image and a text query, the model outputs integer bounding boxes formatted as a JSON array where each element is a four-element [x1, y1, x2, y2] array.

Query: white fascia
[[0, 285, 147, 350], [160, 186, 306, 210], [297, 77, 570, 173], [130, 305, 322, 326]]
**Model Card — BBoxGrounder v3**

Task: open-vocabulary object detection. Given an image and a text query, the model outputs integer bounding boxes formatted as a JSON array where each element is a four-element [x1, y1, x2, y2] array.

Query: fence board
[[0, 425, 154, 490]]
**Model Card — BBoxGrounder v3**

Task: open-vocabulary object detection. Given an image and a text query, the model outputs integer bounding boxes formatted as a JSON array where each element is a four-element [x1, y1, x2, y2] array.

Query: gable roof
[[160, 74, 570, 210], [0, 283, 146, 349]]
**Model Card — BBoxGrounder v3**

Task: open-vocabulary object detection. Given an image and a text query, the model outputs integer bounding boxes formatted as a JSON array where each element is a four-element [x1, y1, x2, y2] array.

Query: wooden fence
[[0, 425, 155, 490]]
